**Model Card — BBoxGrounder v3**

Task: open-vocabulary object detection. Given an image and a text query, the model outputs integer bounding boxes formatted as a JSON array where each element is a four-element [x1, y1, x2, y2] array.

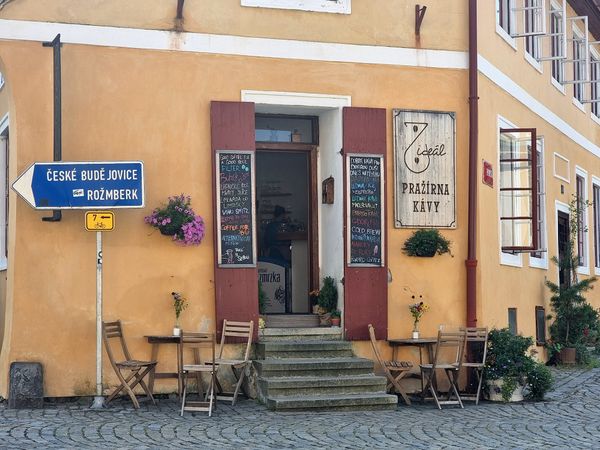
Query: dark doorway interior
[[557, 210, 570, 288], [256, 151, 311, 314]]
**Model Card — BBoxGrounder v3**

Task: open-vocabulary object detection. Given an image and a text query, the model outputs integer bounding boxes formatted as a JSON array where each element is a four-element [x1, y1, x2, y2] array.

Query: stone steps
[[256, 340, 354, 359], [257, 374, 388, 398], [253, 337, 398, 411], [260, 327, 343, 341], [265, 314, 320, 328], [266, 393, 398, 411], [254, 357, 374, 378]]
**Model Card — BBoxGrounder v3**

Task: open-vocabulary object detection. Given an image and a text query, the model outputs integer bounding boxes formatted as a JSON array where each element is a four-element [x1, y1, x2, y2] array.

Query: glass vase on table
[[412, 322, 420, 340]]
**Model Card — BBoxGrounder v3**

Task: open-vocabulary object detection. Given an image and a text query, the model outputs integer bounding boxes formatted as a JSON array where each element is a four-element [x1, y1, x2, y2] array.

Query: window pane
[[500, 191, 532, 218], [255, 115, 315, 144], [501, 219, 533, 248], [500, 162, 532, 189], [500, 132, 532, 160], [508, 308, 517, 335], [535, 307, 546, 344]]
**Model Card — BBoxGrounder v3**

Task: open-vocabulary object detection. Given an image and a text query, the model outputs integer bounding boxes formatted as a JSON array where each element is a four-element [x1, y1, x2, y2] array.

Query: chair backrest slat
[[179, 332, 215, 371], [102, 320, 134, 367], [431, 329, 466, 371], [217, 319, 254, 361], [461, 326, 489, 364], [368, 324, 385, 366]]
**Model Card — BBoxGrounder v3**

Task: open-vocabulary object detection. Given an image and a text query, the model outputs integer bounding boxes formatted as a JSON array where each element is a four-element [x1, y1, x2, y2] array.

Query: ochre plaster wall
[[0, 0, 468, 51], [477, 73, 600, 353], [0, 39, 468, 397]]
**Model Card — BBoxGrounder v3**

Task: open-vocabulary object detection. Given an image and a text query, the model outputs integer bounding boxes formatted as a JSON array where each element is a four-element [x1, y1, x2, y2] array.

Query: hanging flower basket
[[144, 194, 205, 246]]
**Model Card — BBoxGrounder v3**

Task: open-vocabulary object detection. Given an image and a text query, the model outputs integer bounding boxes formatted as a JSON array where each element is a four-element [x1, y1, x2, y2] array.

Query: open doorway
[[255, 114, 318, 317]]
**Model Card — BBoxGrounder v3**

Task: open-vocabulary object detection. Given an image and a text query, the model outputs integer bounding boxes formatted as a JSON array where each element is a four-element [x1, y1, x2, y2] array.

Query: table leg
[[148, 343, 159, 395]]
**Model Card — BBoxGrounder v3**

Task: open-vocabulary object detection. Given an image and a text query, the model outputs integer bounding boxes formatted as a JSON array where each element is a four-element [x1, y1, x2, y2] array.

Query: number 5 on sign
[[85, 211, 115, 231]]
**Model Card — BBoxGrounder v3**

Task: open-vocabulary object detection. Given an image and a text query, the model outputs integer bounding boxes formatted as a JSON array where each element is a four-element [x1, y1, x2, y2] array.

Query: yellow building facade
[[0, 0, 597, 398]]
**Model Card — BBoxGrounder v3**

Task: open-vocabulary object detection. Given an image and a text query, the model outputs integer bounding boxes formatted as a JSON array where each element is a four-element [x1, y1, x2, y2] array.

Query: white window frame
[[575, 166, 589, 275], [496, 0, 518, 49], [241, 0, 351, 14], [498, 116, 523, 267], [549, 0, 566, 90], [524, 0, 543, 70], [571, 24, 586, 107], [0, 72, 4, 90], [530, 137, 547, 269], [0, 113, 8, 271], [553, 152, 570, 182], [590, 46, 600, 121], [592, 175, 600, 275]]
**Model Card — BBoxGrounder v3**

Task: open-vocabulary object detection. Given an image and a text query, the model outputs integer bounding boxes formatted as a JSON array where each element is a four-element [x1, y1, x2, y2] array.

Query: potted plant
[[330, 309, 341, 327], [408, 295, 428, 339], [484, 328, 553, 402], [309, 289, 322, 315], [144, 194, 206, 246], [317, 276, 338, 326], [171, 291, 188, 336], [546, 197, 597, 364], [402, 229, 452, 257]]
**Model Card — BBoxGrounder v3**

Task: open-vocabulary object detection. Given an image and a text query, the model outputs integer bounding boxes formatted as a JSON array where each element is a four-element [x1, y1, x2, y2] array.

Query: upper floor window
[[550, 2, 566, 83], [497, 0, 515, 36], [0, 114, 8, 268], [241, 0, 351, 14], [572, 26, 587, 103], [525, 0, 541, 60], [530, 138, 546, 262], [591, 54, 600, 117], [575, 170, 589, 270], [499, 127, 539, 252], [593, 181, 600, 271]]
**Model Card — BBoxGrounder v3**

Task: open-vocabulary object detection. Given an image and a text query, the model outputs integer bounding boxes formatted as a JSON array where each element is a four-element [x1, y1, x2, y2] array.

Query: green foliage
[[485, 328, 553, 401], [402, 229, 452, 257], [318, 276, 338, 312], [330, 309, 341, 319], [526, 363, 553, 401], [258, 281, 267, 315], [546, 197, 597, 348]]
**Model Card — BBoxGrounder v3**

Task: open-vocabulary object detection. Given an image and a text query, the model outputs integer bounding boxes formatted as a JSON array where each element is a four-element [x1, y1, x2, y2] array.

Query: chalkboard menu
[[347, 154, 384, 266], [216, 151, 256, 267]]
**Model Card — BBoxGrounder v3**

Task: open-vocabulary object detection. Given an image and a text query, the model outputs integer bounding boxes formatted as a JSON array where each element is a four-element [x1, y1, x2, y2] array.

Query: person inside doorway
[[264, 205, 291, 262]]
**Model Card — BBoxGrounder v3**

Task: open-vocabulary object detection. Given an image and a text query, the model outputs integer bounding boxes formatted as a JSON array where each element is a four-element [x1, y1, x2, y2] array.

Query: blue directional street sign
[[12, 161, 144, 209]]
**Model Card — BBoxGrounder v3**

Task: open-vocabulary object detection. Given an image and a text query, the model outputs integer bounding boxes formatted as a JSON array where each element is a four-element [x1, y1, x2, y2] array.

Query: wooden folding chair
[[102, 320, 157, 409], [179, 332, 216, 417], [212, 320, 254, 406], [419, 329, 466, 409], [368, 324, 413, 405], [460, 327, 488, 405]]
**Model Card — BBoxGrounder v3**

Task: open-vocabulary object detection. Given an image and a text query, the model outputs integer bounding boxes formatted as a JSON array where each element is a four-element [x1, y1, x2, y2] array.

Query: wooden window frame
[[499, 128, 539, 252], [255, 114, 319, 146], [508, 307, 518, 335]]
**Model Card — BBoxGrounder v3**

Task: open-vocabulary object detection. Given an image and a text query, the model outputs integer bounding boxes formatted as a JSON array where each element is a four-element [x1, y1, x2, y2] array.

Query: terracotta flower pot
[[559, 347, 576, 364], [331, 317, 341, 327]]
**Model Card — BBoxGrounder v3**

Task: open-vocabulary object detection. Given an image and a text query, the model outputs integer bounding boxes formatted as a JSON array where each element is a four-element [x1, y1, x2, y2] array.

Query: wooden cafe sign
[[393, 109, 456, 228]]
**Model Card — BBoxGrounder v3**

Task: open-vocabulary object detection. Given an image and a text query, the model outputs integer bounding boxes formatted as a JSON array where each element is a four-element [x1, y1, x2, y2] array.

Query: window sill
[[591, 113, 600, 126], [496, 25, 518, 51], [241, 0, 351, 14], [529, 256, 548, 269], [524, 52, 543, 73], [551, 78, 566, 95], [595, 266, 600, 276], [0, 258, 7, 271], [577, 265, 590, 276], [573, 97, 586, 113], [500, 252, 523, 267]]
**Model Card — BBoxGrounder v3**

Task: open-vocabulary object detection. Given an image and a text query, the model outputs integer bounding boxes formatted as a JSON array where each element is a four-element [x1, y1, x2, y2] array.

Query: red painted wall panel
[[210, 101, 258, 341], [343, 107, 388, 341]]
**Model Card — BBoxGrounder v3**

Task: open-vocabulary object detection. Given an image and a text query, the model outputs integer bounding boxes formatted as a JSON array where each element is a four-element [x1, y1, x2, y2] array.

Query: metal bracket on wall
[[415, 4, 427, 36], [41, 34, 62, 222]]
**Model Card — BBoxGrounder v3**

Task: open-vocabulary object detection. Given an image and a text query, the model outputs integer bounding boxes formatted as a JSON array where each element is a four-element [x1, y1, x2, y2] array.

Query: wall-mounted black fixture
[[42, 34, 62, 222], [415, 4, 427, 36]]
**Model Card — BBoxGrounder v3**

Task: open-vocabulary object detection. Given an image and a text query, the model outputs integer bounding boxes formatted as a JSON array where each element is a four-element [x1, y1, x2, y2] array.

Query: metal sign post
[[91, 231, 104, 409], [87, 211, 113, 409]]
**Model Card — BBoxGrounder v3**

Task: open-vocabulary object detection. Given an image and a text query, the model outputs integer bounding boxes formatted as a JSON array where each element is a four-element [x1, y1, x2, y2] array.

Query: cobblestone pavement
[[1, 367, 599, 449]]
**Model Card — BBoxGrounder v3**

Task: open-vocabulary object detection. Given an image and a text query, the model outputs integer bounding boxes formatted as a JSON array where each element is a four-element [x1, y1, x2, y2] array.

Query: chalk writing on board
[[218, 152, 255, 266], [348, 155, 383, 266]]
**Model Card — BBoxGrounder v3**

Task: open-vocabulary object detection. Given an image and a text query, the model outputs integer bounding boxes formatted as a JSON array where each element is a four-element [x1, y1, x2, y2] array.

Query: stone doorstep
[[266, 392, 398, 411], [255, 340, 354, 359], [259, 327, 343, 341], [258, 374, 387, 397]]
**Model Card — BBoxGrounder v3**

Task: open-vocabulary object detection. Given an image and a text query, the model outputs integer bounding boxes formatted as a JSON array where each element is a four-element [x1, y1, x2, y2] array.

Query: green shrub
[[402, 229, 452, 257], [258, 281, 267, 315], [526, 363, 553, 401], [318, 276, 338, 312]]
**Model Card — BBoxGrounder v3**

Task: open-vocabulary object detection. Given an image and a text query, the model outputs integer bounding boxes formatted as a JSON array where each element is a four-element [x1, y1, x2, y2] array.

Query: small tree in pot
[[317, 276, 338, 326]]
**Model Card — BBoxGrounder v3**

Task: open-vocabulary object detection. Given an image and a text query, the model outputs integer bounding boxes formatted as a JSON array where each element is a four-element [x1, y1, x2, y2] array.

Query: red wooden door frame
[[210, 101, 259, 341], [343, 107, 388, 341]]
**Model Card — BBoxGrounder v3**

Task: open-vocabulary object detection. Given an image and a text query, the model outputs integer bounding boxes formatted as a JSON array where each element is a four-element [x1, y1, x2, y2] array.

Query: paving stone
[[0, 367, 599, 448]]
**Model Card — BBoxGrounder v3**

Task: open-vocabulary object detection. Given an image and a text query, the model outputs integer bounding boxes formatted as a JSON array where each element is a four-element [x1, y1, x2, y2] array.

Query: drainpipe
[[466, 0, 478, 327]]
